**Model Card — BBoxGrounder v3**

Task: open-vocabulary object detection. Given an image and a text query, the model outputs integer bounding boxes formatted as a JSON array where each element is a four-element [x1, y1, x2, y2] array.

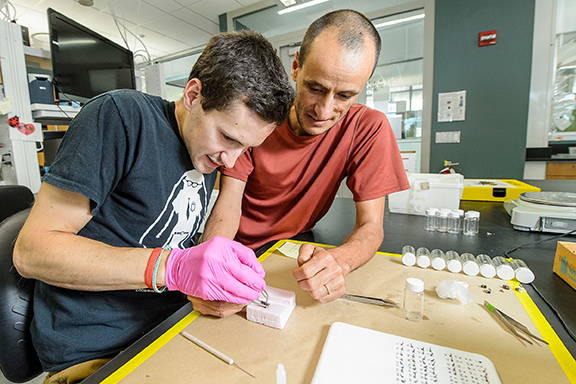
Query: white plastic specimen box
[[246, 286, 295, 329], [388, 173, 464, 216]]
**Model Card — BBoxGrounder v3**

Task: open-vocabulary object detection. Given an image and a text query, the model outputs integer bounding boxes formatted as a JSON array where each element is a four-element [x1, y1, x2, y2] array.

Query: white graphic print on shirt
[[139, 170, 208, 249]]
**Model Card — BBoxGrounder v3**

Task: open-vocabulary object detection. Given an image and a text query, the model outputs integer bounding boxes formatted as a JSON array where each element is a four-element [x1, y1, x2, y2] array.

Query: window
[[367, 9, 424, 138]]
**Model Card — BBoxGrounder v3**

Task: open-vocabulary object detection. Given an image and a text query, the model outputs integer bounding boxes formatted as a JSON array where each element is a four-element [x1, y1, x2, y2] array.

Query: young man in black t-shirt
[[13, 31, 293, 382]]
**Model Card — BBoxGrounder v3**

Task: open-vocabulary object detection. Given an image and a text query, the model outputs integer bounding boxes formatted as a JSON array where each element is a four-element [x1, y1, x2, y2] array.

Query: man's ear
[[182, 78, 202, 110], [291, 51, 300, 82]]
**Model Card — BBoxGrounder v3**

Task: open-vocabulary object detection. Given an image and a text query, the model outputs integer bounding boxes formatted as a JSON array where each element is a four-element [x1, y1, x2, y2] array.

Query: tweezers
[[484, 301, 548, 345], [341, 293, 398, 307]]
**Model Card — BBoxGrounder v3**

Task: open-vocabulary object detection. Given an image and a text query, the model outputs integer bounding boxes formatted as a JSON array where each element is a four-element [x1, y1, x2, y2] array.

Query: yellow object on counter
[[462, 179, 540, 202]]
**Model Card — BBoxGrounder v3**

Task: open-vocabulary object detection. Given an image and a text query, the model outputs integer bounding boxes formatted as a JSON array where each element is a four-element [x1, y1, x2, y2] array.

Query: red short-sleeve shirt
[[221, 104, 409, 249]]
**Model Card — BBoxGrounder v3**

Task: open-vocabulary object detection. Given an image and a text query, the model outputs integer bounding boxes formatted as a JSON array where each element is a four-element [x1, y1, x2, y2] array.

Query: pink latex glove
[[164, 236, 266, 304]]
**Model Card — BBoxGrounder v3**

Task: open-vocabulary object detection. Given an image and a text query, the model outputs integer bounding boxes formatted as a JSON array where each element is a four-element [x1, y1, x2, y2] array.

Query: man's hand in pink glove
[[164, 236, 265, 304]]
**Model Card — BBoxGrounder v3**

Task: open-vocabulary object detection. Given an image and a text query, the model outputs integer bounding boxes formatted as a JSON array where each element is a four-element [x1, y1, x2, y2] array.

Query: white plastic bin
[[388, 173, 464, 216]]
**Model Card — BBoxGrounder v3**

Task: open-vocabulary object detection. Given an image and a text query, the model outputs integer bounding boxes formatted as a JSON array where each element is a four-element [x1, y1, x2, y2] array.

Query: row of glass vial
[[401, 246, 535, 283], [425, 208, 480, 235]]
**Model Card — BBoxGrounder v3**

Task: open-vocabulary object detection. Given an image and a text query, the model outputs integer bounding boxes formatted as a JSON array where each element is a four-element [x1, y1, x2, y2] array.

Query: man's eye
[[339, 94, 352, 100]]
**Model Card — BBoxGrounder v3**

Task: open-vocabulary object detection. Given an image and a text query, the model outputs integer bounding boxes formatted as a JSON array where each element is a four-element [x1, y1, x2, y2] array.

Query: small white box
[[247, 287, 295, 329], [388, 173, 464, 216]]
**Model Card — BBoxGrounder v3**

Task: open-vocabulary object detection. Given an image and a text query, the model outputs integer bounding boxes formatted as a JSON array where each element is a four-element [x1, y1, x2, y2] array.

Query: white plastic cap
[[431, 257, 446, 271], [457, 209, 464, 216], [417, 255, 431, 268], [465, 210, 480, 219], [447, 210, 460, 218], [479, 263, 496, 279], [402, 253, 416, 267], [426, 208, 438, 216], [496, 264, 515, 281], [463, 260, 480, 276], [515, 267, 535, 284], [439, 209, 450, 217], [406, 277, 424, 293], [447, 259, 463, 273]]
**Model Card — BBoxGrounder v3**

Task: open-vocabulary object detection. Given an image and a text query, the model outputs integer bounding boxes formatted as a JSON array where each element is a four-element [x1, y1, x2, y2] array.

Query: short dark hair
[[188, 31, 294, 125], [299, 10, 381, 72]]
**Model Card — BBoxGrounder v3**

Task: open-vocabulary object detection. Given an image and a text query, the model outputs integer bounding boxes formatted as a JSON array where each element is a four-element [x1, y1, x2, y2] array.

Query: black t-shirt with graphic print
[[33, 89, 216, 372]]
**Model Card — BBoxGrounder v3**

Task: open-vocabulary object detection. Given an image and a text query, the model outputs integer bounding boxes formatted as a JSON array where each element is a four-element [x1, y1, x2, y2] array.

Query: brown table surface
[[83, 241, 575, 383]]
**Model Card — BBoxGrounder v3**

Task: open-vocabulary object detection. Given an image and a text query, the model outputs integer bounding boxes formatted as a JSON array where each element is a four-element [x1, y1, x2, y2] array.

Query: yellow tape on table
[[101, 240, 576, 383], [99, 311, 200, 384]]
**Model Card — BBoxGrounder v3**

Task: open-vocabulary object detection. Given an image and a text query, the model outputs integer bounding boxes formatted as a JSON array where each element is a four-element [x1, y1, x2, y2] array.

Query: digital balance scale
[[504, 192, 576, 233]]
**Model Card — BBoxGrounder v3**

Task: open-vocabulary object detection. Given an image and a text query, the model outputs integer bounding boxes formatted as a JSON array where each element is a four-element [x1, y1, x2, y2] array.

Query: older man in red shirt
[[196, 9, 409, 317]]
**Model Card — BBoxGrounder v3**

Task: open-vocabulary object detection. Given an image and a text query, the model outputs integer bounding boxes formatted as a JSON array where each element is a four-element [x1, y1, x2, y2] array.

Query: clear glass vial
[[403, 277, 424, 321], [416, 247, 431, 268], [445, 250, 462, 273], [461, 252, 480, 276], [477, 254, 496, 279], [447, 209, 462, 234], [401, 245, 417, 267], [425, 208, 438, 231], [436, 209, 449, 233], [463, 211, 480, 236], [509, 259, 535, 284], [430, 249, 447, 270], [493, 256, 515, 280]]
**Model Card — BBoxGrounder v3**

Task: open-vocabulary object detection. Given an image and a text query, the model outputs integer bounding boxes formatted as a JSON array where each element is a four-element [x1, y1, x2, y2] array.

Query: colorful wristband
[[145, 248, 163, 289], [152, 247, 171, 293]]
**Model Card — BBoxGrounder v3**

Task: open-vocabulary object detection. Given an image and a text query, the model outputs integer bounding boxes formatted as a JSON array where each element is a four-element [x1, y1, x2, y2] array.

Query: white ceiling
[[9, 0, 262, 61]]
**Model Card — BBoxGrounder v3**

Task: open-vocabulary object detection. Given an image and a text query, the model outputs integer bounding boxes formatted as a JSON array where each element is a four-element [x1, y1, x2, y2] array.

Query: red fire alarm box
[[478, 30, 497, 46]]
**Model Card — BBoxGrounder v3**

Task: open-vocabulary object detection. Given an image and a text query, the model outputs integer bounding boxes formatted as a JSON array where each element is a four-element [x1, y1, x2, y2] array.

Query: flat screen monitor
[[47, 8, 135, 101]]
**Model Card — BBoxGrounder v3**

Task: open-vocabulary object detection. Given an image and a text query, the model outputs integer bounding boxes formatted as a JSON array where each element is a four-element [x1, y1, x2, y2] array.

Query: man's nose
[[220, 147, 244, 169], [313, 95, 335, 120]]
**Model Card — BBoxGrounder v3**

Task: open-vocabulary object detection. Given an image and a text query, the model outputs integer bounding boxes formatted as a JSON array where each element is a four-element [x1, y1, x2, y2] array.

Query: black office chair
[[0, 185, 42, 382], [0, 185, 34, 223]]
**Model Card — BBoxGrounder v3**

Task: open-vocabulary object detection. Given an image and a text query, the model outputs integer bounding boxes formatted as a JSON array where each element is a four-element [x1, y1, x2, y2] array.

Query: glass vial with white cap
[[425, 208, 437, 231], [436, 209, 449, 233], [401, 245, 417, 267], [509, 259, 535, 284], [403, 277, 424, 321], [461, 253, 480, 276], [463, 211, 480, 235], [445, 250, 462, 273], [430, 249, 447, 270], [493, 256, 515, 280], [447, 209, 463, 234], [416, 247, 431, 268], [477, 254, 496, 279]]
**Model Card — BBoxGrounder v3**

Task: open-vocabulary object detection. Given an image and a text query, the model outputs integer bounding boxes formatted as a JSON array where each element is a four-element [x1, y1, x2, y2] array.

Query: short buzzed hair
[[298, 10, 381, 72]]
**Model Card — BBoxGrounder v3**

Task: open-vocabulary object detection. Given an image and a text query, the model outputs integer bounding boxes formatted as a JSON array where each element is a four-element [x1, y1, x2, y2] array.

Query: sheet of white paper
[[312, 322, 502, 384], [276, 241, 302, 259], [452, 90, 466, 121], [437, 90, 466, 122]]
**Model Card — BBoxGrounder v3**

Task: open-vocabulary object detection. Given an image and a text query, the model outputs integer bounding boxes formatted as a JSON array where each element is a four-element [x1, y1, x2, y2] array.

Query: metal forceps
[[254, 290, 270, 308], [341, 293, 398, 307], [484, 301, 548, 345]]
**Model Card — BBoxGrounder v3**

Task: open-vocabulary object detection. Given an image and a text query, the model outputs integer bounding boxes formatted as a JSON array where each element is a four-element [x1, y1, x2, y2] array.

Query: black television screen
[[47, 8, 135, 101]]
